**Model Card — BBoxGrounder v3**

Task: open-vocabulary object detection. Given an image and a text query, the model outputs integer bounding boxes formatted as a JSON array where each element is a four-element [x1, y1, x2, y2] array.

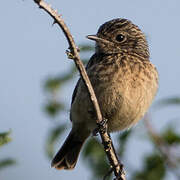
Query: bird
[[51, 18, 159, 170]]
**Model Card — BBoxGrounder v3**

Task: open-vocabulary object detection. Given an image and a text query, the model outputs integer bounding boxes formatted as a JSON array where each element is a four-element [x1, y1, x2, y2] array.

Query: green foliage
[[45, 125, 66, 158], [83, 131, 133, 180], [155, 96, 180, 108], [162, 127, 180, 145], [0, 158, 16, 170], [117, 129, 132, 157], [0, 131, 11, 147], [83, 138, 111, 180], [45, 101, 64, 117], [133, 153, 165, 180], [0, 131, 15, 170], [79, 44, 94, 52], [44, 69, 76, 93]]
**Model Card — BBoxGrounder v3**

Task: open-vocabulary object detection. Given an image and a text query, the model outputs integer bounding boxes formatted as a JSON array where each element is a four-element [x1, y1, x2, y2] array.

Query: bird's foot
[[93, 118, 108, 136]]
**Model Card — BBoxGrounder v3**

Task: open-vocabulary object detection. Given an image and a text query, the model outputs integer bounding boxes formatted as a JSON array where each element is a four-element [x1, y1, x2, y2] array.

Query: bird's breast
[[71, 57, 158, 132]]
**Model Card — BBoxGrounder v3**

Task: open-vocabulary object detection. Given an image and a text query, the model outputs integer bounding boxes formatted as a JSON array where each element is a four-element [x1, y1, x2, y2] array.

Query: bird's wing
[[70, 54, 97, 121]]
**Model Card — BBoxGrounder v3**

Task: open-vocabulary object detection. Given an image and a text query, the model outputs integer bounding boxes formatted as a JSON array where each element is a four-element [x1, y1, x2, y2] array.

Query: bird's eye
[[116, 34, 125, 42]]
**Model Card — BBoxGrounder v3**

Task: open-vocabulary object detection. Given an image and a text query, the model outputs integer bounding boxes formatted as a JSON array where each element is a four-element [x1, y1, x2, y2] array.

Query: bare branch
[[33, 0, 126, 179]]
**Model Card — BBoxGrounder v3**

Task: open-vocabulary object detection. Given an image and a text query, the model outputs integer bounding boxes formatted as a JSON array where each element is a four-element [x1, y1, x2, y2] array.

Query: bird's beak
[[86, 35, 110, 45], [86, 35, 100, 41]]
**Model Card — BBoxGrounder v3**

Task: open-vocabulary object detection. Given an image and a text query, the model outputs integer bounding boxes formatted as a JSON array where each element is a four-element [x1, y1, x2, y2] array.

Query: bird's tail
[[51, 130, 88, 170]]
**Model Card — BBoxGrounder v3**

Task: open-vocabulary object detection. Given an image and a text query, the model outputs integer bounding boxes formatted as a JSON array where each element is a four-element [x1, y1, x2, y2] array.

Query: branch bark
[[33, 0, 126, 179]]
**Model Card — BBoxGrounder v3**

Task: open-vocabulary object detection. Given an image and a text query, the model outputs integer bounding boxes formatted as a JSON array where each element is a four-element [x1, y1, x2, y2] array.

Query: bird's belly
[[93, 83, 149, 132], [71, 72, 157, 133]]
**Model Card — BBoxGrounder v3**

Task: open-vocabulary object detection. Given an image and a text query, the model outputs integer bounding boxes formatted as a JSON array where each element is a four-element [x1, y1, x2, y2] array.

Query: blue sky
[[1, 0, 180, 180]]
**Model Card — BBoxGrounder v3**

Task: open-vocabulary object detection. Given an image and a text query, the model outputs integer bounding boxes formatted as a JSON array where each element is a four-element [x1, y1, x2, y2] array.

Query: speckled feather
[[71, 52, 158, 132]]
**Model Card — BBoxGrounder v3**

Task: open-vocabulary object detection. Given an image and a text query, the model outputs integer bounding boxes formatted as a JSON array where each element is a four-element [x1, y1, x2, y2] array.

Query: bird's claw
[[93, 118, 108, 136]]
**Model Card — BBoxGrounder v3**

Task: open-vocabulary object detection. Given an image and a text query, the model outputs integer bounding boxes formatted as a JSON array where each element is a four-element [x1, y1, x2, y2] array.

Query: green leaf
[[162, 127, 180, 145], [44, 74, 74, 92], [155, 96, 180, 108], [44, 101, 64, 117], [83, 138, 111, 180], [132, 153, 166, 180], [0, 131, 11, 147], [45, 124, 66, 158], [44, 77, 62, 92], [0, 158, 16, 170], [79, 44, 94, 52], [117, 129, 132, 157]]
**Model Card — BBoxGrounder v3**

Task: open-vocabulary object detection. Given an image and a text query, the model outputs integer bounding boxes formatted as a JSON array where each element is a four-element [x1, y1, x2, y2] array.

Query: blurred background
[[0, 0, 180, 180]]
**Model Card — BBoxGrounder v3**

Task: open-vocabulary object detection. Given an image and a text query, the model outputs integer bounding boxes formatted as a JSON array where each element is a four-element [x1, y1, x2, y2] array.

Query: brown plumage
[[51, 18, 158, 170]]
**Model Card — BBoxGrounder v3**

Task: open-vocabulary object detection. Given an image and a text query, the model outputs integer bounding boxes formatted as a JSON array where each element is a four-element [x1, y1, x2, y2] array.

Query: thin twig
[[33, 0, 126, 179]]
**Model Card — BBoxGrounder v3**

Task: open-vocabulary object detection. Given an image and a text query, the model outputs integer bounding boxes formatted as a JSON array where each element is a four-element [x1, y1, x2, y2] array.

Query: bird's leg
[[93, 118, 108, 136]]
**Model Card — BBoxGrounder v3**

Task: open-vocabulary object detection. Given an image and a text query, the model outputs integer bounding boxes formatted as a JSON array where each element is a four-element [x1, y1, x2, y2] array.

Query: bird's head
[[87, 18, 149, 59]]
